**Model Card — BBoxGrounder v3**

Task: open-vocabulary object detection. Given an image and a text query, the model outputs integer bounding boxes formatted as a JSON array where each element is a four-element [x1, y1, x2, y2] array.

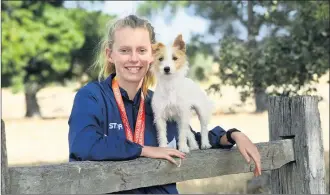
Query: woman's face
[[106, 27, 153, 84]]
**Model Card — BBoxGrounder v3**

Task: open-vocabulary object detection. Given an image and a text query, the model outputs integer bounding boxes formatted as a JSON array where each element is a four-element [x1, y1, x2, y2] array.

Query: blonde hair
[[92, 15, 156, 98]]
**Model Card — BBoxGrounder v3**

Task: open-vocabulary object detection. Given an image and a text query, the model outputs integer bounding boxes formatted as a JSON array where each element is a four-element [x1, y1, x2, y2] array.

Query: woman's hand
[[231, 132, 262, 177], [140, 146, 186, 166]]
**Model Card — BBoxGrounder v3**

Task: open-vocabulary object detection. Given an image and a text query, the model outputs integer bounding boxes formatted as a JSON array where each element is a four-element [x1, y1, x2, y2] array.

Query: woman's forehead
[[113, 27, 151, 46]]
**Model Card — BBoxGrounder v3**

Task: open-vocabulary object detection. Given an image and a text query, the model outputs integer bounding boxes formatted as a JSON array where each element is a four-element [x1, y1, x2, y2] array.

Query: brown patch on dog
[[172, 34, 187, 71], [151, 43, 166, 73], [152, 43, 165, 54], [173, 34, 186, 52], [172, 47, 187, 71]]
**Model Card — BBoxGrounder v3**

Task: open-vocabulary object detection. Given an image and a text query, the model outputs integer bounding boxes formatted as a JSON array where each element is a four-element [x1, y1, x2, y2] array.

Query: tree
[[138, 1, 329, 112], [2, 1, 84, 117], [219, 1, 329, 103], [2, 1, 115, 118], [66, 7, 116, 86]]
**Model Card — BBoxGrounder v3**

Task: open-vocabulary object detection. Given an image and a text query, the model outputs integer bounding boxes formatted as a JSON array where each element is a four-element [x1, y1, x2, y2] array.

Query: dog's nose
[[164, 66, 170, 73]]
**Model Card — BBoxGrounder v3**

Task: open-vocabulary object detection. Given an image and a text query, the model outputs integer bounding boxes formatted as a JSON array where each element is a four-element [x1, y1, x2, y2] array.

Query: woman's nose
[[130, 52, 139, 62]]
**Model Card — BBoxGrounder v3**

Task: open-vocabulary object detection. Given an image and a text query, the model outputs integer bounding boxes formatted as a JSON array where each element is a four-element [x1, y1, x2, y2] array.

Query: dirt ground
[[1, 73, 329, 193]]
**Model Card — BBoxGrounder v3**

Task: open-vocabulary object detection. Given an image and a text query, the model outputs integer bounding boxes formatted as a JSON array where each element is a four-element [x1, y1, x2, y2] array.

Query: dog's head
[[151, 34, 188, 76]]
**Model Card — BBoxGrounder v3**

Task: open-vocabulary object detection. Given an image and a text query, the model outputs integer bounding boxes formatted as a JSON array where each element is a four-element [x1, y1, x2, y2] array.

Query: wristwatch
[[226, 128, 241, 145]]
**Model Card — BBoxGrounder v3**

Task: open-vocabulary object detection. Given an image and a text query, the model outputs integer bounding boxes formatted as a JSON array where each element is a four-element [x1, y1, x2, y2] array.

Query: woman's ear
[[105, 47, 114, 63]]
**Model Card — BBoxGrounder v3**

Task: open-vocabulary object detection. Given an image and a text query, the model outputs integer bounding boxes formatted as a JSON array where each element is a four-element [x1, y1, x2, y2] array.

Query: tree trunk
[[254, 86, 268, 113], [25, 82, 41, 118], [247, 1, 267, 113]]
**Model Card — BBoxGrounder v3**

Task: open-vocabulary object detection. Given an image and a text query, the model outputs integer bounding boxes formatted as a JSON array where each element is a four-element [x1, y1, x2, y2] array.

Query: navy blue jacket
[[68, 73, 234, 194]]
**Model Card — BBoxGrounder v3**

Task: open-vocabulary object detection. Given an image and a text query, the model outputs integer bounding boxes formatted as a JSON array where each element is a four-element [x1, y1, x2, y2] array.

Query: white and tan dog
[[151, 34, 214, 153]]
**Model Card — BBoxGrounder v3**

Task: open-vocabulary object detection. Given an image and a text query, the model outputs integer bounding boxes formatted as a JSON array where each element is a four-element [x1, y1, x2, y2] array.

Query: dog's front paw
[[179, 145, 190, 153], [201, 142, 212, 150], [188, 141, 199, 151], [159, 143, 168, 148], [158, 139, 168, 148]]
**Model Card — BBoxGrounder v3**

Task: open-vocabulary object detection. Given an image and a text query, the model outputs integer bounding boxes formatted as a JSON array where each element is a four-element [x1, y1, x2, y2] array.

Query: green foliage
[[220, 1, 329, 98], [138, 1, 167, 18], [1, 1, 84, 92], [67, 8, 116, 82], [1, 0, 115, 117], [314, 1, 329, 21], [138, 1, 188, 21], [188, 53, 214, 81], [137, 1, 330, 101]]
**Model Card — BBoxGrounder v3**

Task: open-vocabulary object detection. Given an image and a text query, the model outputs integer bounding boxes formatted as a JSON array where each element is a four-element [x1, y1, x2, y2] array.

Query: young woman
[[68, 14, 261, 194]]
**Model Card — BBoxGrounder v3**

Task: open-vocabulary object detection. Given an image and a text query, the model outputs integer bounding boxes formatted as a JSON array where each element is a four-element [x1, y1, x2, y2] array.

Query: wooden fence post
[[268, 96, 326, 194], [1, 119, 10, 194]]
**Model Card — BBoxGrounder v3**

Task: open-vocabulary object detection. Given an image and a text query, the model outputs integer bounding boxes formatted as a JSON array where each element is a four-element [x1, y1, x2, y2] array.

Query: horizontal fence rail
[[8, 140, 294, 194]]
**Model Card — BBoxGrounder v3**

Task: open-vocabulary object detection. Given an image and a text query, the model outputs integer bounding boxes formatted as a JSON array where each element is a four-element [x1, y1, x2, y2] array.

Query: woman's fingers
[[254, 167, 259, 177], [174, 153, 185, 159], [166, 148, 186, 159], [238, 147, 251, 163], [257, 160, 262, 176], [161, 148, 186, 166], [247, 147, 262, 176], [238, 143, 262, 177], [164, 155, 178, 166], [167, 148, 186, 155]]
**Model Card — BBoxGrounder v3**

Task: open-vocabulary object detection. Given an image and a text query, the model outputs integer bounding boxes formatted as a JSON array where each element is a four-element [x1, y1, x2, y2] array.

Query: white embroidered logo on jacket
[[109, 123, 123, 130]]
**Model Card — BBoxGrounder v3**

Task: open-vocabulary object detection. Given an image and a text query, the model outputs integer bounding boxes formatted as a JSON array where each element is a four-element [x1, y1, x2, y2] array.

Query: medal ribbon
[[112, 77, 145, 145]]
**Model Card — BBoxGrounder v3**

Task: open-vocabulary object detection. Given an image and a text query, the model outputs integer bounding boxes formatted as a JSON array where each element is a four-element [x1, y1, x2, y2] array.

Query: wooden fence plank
[[268, 96, 326, 194], [9, 139, 294, 194], [1, 119, 10, 195]]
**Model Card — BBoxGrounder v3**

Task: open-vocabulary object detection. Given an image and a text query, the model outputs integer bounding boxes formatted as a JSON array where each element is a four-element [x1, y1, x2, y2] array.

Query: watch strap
[[226, 128, 241, 145]]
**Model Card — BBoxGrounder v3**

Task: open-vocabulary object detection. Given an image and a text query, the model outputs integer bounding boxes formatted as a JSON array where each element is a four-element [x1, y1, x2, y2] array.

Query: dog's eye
[[172, 56, 178, 61], [159, 57, 164, 61]]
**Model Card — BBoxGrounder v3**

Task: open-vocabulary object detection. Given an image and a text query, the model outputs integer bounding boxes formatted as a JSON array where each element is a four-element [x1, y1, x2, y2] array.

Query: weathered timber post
[[1, 119, 10, 194], [268, 96, 326, 194]]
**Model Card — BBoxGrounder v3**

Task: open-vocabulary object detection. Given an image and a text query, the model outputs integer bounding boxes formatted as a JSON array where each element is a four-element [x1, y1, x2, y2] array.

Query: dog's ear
[[152, 42, 164, 54], [173, 34, 185, 52]]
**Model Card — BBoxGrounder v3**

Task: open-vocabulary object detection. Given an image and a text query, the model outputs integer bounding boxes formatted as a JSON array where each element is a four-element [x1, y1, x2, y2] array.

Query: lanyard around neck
[[112, 76, 145, 145]]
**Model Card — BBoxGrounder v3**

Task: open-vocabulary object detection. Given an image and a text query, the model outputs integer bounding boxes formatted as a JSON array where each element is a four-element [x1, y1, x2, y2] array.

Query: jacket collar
[[103, 73, 142, 106]]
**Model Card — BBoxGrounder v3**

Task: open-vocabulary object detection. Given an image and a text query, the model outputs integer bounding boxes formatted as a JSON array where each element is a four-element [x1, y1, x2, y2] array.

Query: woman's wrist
[[226, 128, 241, 145], [140, 146, 148, 156], [231, 131, 243, 141]]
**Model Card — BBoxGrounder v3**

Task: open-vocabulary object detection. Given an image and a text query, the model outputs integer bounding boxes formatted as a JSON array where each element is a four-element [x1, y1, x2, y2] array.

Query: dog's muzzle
[[164, 66, 170, 74]]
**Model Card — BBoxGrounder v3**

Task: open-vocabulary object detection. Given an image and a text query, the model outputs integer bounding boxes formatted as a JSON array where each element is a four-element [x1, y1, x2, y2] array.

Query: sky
[[63, 1, 270, 44], [64, 1, 237, 44], [101, 1, 211, 44]]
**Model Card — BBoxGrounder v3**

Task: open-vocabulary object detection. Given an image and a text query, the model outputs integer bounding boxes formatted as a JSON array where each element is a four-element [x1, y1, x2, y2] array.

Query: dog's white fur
[[150, 34, 214, 153]]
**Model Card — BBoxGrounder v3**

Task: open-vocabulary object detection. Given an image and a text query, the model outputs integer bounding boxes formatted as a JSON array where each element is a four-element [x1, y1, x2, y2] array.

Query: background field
[[2, 73, 328, 193]]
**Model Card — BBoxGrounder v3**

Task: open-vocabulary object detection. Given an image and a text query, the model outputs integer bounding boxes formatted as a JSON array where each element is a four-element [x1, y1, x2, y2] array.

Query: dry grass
[[1, 73, 329, 193], [177, 173, 255, 194]]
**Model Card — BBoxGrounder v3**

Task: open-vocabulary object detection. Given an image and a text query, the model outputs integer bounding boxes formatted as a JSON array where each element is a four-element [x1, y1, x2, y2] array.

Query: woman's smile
[[125, 66, 143, 74]]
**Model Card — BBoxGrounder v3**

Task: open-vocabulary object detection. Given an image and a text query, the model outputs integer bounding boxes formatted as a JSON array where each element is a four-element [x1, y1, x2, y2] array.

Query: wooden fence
[[1, 96, 326, 194]]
